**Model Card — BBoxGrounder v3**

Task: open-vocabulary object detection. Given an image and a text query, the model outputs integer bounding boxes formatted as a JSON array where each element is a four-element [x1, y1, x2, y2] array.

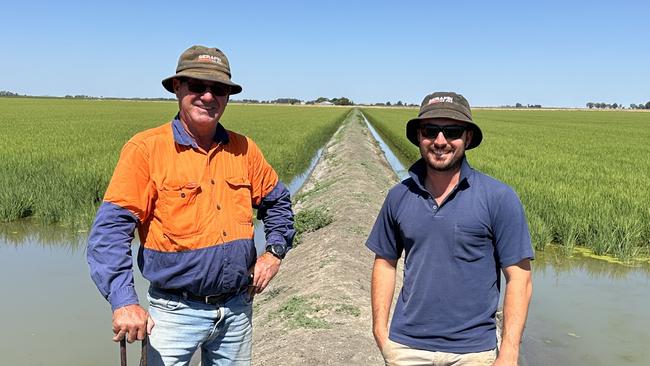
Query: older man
[[367, 92, 533, 366], [87, 45, 294, 365]]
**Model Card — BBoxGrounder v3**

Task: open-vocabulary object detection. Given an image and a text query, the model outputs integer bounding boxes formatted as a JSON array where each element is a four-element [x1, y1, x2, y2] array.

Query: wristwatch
[[265, 243, 288, 260]]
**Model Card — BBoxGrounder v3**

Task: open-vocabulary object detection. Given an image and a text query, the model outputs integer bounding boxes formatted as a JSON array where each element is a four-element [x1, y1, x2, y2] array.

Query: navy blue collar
[[408, 157, 474, 193], [171, 114, 230, 148]]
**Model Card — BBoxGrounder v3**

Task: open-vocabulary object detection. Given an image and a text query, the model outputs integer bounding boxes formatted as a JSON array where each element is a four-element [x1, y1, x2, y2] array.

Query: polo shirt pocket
[[158, 182, 201, 238], [454, 224, 491, 262], [225, 176, 253, 224]]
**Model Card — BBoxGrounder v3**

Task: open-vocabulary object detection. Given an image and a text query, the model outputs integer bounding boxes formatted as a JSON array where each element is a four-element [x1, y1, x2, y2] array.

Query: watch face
[[272, 244, 286, 256]]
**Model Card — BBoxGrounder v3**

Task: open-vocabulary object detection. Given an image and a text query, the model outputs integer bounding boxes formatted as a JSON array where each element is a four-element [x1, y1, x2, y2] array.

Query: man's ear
[[172, 78, 181, 93], [465, 129, 474, 148]]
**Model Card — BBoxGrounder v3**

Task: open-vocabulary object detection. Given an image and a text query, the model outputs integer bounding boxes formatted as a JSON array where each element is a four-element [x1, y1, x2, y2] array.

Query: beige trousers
[[381, 339, 497, 366]]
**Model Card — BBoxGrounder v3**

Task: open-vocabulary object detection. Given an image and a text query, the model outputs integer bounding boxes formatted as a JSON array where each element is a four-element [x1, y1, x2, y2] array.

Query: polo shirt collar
[[171, 114, 230, 148], [408, 157, 474, 193]]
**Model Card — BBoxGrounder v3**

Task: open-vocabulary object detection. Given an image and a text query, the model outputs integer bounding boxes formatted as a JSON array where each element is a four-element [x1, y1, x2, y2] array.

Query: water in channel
[[362, 112, 650, 365]]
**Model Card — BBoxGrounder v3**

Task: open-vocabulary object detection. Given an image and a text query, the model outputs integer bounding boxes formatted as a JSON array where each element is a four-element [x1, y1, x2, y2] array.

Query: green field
[[0, 97, 348, 227], [363, 108, 650, 260]]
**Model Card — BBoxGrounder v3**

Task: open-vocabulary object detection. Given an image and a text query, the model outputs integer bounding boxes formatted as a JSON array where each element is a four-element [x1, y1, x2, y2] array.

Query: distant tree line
[[0, 90, 23, 97], [65, 94, 97, 99], [372, 101, 418, 107], [1, 90, 176, 101], [587, 101, 650, 109], [232, 96, 355, 105], [498, 103, 543, 108], [515, 103, 542, 108], [63, 95, 175, 101], [629, 102, 650, 109]]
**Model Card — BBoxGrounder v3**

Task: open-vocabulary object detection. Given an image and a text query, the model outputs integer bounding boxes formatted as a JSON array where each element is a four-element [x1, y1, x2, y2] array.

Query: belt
[[154, 287, 238, 305]]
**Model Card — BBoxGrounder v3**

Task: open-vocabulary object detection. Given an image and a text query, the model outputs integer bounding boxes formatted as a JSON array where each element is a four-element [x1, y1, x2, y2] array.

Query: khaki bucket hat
[[406, 92, 482, 149], [162, 45, 242, 95]]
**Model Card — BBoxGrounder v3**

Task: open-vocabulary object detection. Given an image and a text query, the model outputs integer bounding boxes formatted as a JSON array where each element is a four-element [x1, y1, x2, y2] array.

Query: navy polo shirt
[[366, 158, 533, 354]]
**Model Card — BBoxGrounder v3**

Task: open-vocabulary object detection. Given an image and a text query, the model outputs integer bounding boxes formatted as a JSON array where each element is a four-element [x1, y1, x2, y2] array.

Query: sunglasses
[[182, 79, 230, 96], [419, 124, 467, 140]]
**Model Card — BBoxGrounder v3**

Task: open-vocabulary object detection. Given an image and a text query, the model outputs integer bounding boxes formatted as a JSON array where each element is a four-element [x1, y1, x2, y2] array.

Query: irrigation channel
[[0, 110, 648, 365]]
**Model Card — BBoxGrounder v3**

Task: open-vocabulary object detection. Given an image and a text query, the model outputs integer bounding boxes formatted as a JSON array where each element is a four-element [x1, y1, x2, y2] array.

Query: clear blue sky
[[1, 0, 648, 107]]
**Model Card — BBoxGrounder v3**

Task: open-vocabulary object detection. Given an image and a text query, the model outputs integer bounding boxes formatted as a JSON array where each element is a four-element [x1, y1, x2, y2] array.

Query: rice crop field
[[0, 97, 348, 227], [363, 108, 650, 260]]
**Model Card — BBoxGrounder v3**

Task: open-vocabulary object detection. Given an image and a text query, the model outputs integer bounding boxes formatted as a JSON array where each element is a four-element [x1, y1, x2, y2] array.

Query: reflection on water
[[0, 219, 86, 249], [526, 248, 650, 365], [536, 245, 650, 279]]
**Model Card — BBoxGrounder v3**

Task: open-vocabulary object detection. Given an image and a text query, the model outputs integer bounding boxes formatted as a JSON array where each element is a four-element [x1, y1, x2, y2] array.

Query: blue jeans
[[147, 287, 253, 366]]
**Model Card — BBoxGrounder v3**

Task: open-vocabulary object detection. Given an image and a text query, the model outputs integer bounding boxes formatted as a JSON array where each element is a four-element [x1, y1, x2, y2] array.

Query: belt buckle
[[204, 294, 224, 305]]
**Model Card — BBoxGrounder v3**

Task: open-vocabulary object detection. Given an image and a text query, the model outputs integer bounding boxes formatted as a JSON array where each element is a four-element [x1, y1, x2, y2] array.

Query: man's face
[[173, 77, 230, 130], [418, 118, 473, 172]]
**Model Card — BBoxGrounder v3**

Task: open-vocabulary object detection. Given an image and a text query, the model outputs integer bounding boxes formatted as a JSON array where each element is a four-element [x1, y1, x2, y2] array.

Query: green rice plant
[[0, 97, 348, 227], [362, 107, 650, 260], [527, 213, 552, 251]]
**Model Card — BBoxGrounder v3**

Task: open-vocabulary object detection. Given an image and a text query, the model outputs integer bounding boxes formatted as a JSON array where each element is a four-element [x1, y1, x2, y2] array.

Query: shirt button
[[180, 192, 186, 198], [216, 203, 221, 210], [222, 230, 227, 237], [433, 205, 438, 210], [211, 179, 215, 184]]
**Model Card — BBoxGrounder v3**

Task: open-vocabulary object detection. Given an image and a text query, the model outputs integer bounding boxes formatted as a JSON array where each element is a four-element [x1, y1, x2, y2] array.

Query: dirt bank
[[252, 109, 402, 365]]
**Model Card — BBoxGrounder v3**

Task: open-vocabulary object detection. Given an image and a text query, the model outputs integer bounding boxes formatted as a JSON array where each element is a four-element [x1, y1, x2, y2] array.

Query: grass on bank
[[362, 108, 650, 261], [293, 206, 335, 246], [278, 295, 330, 329], [0, 97, 348, 227]]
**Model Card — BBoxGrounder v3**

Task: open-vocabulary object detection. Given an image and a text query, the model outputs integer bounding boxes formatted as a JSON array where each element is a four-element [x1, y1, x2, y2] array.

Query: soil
[[251, 109, 403, 365]]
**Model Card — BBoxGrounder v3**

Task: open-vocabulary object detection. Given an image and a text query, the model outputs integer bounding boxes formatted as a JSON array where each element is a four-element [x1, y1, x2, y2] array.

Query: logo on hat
[[197, 54, 222, 64], [428, 96, 454, 105], [161, 45, 243, 95], [405, 91, 483, 149]]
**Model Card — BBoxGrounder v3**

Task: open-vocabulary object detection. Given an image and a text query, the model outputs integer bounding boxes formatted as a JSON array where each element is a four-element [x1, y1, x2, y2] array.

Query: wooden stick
[[120, 338, 127, 366], [140, 335, 148, 366]]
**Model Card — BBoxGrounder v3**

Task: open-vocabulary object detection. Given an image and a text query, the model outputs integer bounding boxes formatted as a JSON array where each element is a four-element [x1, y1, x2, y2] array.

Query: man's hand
[[493, 355, 517, 366], [112, 304, 154, 343], [248, 252, 281, 297]]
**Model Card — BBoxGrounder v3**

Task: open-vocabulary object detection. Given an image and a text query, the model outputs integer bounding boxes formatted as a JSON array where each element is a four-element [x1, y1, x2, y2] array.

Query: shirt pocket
[[224, 176, 253, 224], [454, 224, 492, 262], [158, 182, 202, 239]]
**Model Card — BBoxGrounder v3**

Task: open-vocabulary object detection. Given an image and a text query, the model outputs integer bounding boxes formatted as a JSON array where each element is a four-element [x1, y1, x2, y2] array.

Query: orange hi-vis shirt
[[87, 117, 295, 310]]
